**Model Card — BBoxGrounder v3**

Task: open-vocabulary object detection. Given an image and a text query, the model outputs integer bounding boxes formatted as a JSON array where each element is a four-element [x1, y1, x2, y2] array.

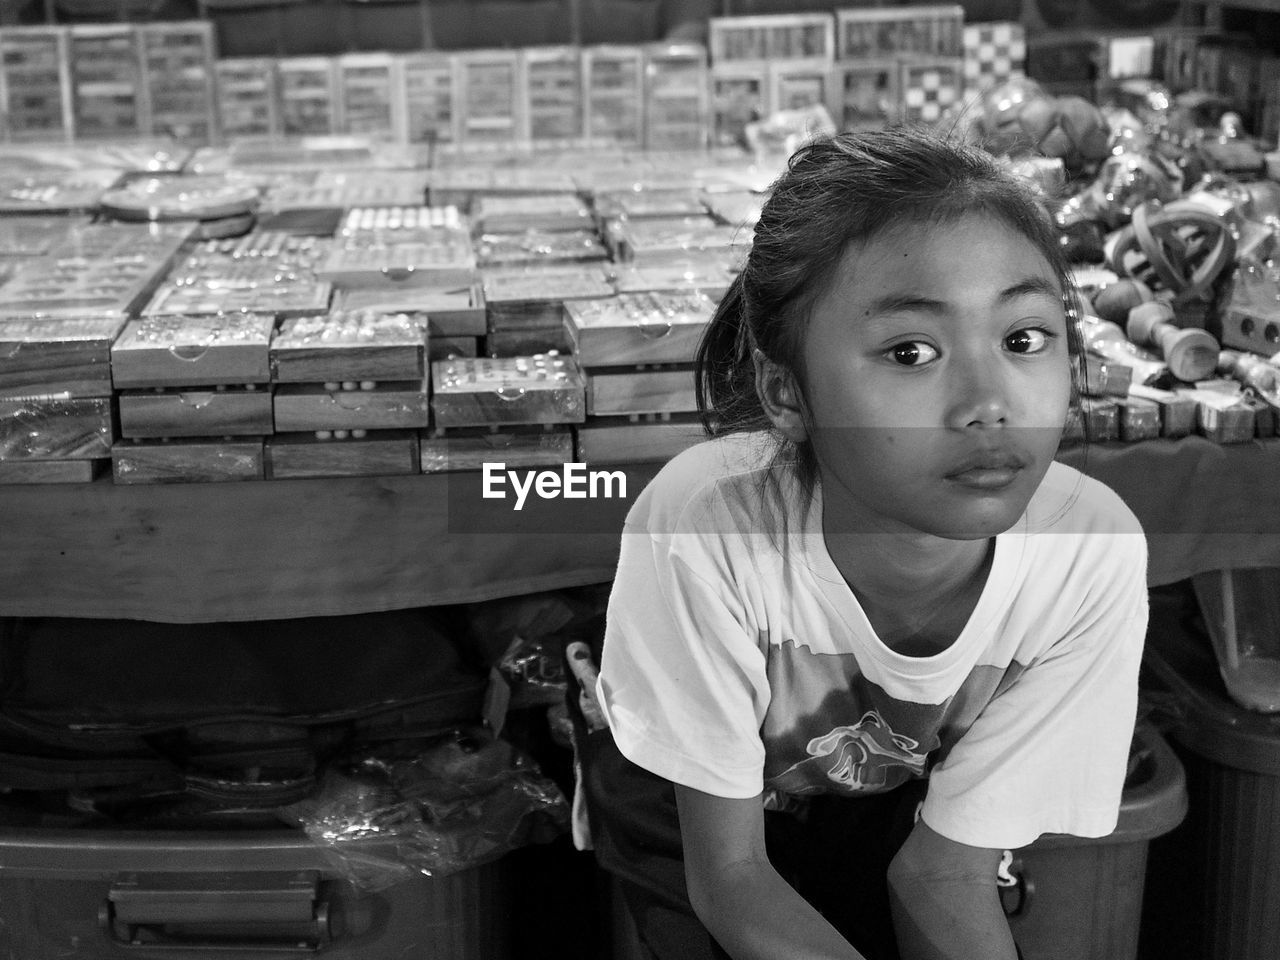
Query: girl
[[583, 127, 1148, 960]]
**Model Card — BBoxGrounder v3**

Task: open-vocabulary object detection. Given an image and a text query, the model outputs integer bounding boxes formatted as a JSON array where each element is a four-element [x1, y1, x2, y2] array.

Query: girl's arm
[[674, 783, 867, 960], [887, 818, 1018, 960]]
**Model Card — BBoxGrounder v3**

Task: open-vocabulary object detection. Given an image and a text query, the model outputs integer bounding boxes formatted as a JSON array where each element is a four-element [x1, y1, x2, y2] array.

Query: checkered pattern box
[[837, 5, 964, 61], [0, 27, 73, 142], [900, 57, 964, 125], [963, 21, 1024, 94], [708, 13, 835, 68]]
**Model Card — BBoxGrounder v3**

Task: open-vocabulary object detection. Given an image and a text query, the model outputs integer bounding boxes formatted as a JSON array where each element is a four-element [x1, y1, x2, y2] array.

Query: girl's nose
[[945, 356, 1010, 429]]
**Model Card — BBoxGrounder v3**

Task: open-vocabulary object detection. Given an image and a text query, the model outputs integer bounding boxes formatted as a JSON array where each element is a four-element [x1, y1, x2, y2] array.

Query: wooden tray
[[334, 283, 486, 337], [271, 311, 427, 383], [566, 291, 714, 366], [111, 313, 277, 388]]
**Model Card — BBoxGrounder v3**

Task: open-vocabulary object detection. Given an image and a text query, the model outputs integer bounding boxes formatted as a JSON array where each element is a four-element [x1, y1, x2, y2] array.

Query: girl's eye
[[889, 341, 938, 366], [1005, 328, 1052, 354]]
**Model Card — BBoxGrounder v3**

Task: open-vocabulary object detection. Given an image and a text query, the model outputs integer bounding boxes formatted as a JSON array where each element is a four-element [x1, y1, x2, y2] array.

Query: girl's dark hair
[[695, 125, 1082, 498]]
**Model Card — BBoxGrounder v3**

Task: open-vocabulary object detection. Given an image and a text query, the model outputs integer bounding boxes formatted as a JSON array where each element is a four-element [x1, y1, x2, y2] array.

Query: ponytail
[[695, 273, 768, 436]]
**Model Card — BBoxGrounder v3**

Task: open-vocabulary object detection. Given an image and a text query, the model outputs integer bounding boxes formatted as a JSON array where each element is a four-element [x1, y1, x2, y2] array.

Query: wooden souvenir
[[899, 57, 965, 126], [455, 49, 525, 146], [98, 176, 260, 224], [643, 44, 709, 151], [471, 194, 594, 234], [1113, 397, 1161, 443], [111, 437, 265, 484], [263, 170, 429, 212], [336, 52, 403, 141], [137, 22, 216, 143], [0, 221, 191, 318], [595, 188, 709, 222], [334, 282, 487, 337], [566, 291, 714, 367], [0, 457, 103, 484], [576, 412, 704, 464], [962, 21, 1025, 95], [270, 311, 427, 383], [1126, 302, 1219, 384], [830, 60, 901, 131], [0, 395, 113, 459], [318, 240, 476, 290], [482, 267, 614, 322], [419, 424, 572, 473], [1219, 306, 1280, 356], [273, 379, 431, 432], [612, 216, 743, 264], [474, 230, 608, 268], [68, 25, 142, 139], [215, 59, 278, 140], [266, 429, 419, 479], [0, 316, 124, 398], [486, 326, 574, 357], [1128, 383, 1197, 439], [710, 63, 769, 149], [586, 364, 698, 416], [0, 167, 120, 214], [111, 313, 276, 388], [836, 5, 964, 60], [1078, 396, 1119, 442], [607, 259, 735, 299], [708, 14, 835, 67], [769, 61, 831, 113], [0, 27, 73, 143], [1081, 354, 1132, 398], [1177, 385, 1256, 445], [522, 47, 583, 145], [118, 386, 274, 439], [399, 52, 458, 146], [431, 354, 586, 428], [1245, 395, 1277, 438], [582, 45, 644, 147], [277, 57, 338, 137]]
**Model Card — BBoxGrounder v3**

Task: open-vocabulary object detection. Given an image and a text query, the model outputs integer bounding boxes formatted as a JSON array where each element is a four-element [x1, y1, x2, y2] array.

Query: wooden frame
[[642, 43, 709, 151], [276, 56, 338, 137], [68, 24, 143, 140], [0, 27, 73, 143], [399, 51, 458, 147], [708, 13, 835, 67], [137, 21, 217, 144], [521, 46, 584, 146], [581, 44, 644, 148], [836, 5, 964, 60], [455, 49, 525, 146], [336, 52, 404, 142]]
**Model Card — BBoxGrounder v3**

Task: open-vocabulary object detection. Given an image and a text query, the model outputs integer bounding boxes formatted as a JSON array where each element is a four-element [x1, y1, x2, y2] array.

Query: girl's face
[[797, 212, 1072, 541]]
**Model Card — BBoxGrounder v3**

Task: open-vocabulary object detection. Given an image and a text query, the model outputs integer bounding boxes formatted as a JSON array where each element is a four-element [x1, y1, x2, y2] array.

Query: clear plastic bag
[[285, 726, 569, 891]]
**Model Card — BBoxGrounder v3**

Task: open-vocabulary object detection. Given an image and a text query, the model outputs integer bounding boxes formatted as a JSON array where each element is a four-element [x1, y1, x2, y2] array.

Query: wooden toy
[[1113, 396, 1161, 442], [582, 45, 644, 147], [1078, 396, 1119, 442], [455, 49, 524, 145], [962, 21, 1025, 94], [594, 188, 708, 222], [522, 46, 583, 145], [336, 52, 403, 141], [260, 169, 428, 212], [566, 291, 714, 367], [111, 313, 276, 389], [575, 411, 704, 464], [137, 22, 216, 143], [586, 364, 698, 416], [481, 266, 614, 328], [266, 429, 419, 479], [1128, 383, 1197, 438], [610, 215, 744, 264], [0, 316, 125, 399], [1217, 349, 1280, 409], [899, 57, 965, 125], [0, 216, 85, 259], [470, 193, 594, 234], [0, 395, 114, 461], [68, 25, 142, 139], [334, 283, 486, 337], [643, 43, 709, 151], [1177, 384, 1257, 444], [419, 424, 572, 473], [1081, 354, 1133, 398], [399, 52, 457, 146], [111, 437, 265, 483], [271, 311, 427, 384], [215, 58, 278, 140], [0, 27, 73, 142], [607, 259, 735, 299], [276, 58, 338, 137], [474, 230, 608, 268], [428, 335, 479, 360], [273, 379, 431, 432], [430, 354, 586, 428], [318, 233, 476, 290], [708, 13, 835, 67], [118, 386, 274, 439], [836, 5, 964, 60], [1127, 301, 1220, 383]]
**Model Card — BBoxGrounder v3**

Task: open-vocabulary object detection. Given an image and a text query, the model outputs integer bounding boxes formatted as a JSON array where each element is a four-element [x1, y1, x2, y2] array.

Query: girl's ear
[[752, 348, 808, 443]]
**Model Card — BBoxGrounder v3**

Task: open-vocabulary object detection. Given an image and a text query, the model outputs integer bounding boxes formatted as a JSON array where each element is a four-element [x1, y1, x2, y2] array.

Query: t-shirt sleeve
[[920, 532, 1149, 850], [596, 522, 772, 799]]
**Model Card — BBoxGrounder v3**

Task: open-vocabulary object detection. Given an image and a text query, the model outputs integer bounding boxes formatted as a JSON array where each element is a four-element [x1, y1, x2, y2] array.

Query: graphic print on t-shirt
[[773, 708, 929, 791]]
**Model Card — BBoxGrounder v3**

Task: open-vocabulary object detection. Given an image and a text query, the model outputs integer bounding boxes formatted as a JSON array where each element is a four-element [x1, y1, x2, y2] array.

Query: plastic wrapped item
[[286, 727, 569, 891], [1056, 150, 1183, 232]]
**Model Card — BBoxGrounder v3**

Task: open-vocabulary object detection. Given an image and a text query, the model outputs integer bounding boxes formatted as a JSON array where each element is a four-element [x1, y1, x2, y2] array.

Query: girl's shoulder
[[626, 431, 794, 536], [1025, 460, 1145, 549]]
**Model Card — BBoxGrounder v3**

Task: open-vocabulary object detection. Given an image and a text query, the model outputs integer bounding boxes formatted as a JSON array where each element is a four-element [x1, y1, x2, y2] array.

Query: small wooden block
[[1128, 384, 1197, 438], [111, 313, 277, 388], [431, 354, 586, 428], [1180, 388, 1257, 445], [112, 437, 265, 484], [0, 396, 114, 459], [471, 194, 595, 233], [1113, 397, 1161, 442], [1245, 397, 1278, 438], [567, 292, 714, 367], [587, 365, 699, 416], [474, 230, 609, 268], [118, 387, 274, 439], [607, 259, 734, 299], [576, 413, 705, 464], [266, 430, 420, 479], [1079, 396, 1119, 442], [1082, 354, 1133, 398], [614, 216, 743, 264], [270, 312, 427, 383], [273, 380, 431, 432], [0, 316, 124, 397], [594, 189, 708, 221], [0, 457, 105, 484], [419, 426, 573, 472]]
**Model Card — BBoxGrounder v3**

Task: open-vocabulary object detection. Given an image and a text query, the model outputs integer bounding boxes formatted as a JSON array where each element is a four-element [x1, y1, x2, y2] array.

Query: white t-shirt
[[597, 432, 1148, 850]]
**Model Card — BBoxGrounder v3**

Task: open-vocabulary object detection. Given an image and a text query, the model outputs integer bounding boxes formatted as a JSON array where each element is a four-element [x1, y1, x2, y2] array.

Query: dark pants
[[578, 728, 928, 960]]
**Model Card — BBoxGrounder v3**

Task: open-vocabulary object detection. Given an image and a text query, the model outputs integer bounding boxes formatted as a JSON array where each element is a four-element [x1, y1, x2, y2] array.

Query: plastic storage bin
[[1144, 595, 1280, 960], [1000, 722, 1188, 960], [1191, 567, 1280, 713], [0, 823, 512, 960]]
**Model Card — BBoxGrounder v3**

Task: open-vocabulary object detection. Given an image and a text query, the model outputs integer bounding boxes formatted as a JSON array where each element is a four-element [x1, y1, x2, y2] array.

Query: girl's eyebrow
[[998, 276, 1063, 304], [863, 276, 1063, 319]]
